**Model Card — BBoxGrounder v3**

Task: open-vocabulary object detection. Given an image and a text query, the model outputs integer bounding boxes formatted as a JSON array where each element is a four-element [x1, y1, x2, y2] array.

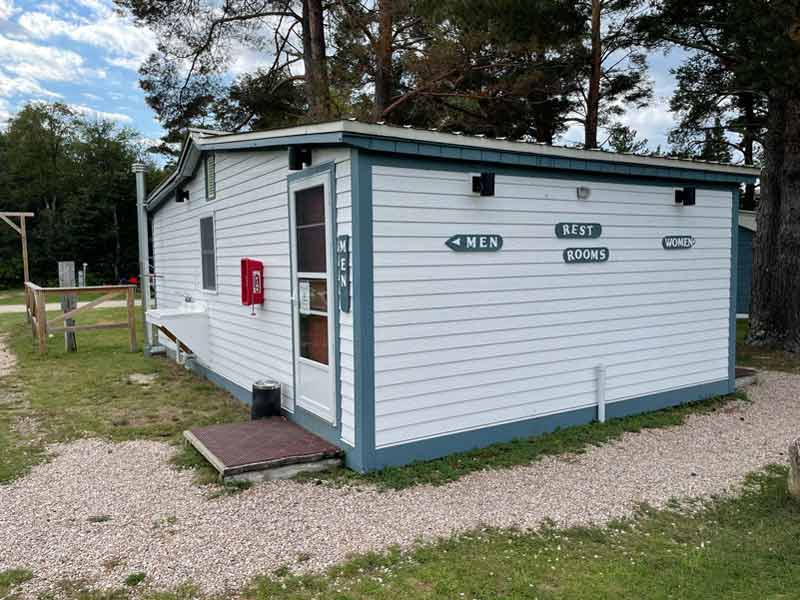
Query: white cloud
[[75, 0, 115, 19], [0, 35, 103, 81], [17, 9, 155, 72], [69, 103, 132, 123], [0, 72, 61, 98], [0, 98, 12, 125], [0, 0, 16, 21]]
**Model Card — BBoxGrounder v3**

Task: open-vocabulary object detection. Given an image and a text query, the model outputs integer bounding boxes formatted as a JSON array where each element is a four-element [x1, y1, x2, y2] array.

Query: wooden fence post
[[127, 286, 137, 352], [35, 289, 46, 354], [58, 261, 77, 352]]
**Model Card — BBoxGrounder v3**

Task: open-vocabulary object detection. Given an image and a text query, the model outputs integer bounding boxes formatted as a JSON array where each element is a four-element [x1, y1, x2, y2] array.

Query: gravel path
[[1, 372, 798, 598]]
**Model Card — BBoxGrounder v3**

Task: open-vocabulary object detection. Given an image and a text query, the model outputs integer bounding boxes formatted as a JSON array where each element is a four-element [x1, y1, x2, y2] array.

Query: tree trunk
[[374, 0, 394, 121], [741, 93, 757, 210], [302, 0, 332, 121], [749, 90, 800, 351], [584, 0, 602, 149]]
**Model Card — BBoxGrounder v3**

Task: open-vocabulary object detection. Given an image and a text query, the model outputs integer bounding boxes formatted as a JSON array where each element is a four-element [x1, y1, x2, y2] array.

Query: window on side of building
[[200, 216, 216, 291]]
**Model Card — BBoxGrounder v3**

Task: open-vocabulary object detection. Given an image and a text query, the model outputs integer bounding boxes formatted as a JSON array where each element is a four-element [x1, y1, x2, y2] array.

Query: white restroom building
[[144, 121, 759, 472]]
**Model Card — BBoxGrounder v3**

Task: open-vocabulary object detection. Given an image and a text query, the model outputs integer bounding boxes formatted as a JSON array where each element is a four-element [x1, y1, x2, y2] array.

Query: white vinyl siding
[[371, 165, 732, 449], [151, 147, 353, 439]]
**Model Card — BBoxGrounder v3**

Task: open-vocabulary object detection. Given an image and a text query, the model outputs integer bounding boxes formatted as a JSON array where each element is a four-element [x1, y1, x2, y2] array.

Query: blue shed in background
[[737, 210, 756, 317]]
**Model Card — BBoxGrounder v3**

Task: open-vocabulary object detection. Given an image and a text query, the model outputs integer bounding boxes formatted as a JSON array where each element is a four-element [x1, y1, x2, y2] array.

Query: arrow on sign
[[446, 234, 504, 252]]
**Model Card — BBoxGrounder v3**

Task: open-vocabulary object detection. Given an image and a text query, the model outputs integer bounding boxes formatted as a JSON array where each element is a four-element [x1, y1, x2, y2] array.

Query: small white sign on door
[[299, 280, 311, 314]]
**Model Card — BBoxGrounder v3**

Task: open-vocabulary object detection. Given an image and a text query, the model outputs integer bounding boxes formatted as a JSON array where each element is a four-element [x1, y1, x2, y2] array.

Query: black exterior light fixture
[[472, 172, 496, 196], [675, 186, 696, 206], [288, 146, 312, 171], [175, 188, 189, 203]]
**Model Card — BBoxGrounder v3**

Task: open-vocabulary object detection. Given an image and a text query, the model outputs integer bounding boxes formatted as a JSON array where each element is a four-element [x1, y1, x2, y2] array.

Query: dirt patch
[[0, 334, 17, 379], [0, 335, 43, 445], [127, 373, 159, 386]]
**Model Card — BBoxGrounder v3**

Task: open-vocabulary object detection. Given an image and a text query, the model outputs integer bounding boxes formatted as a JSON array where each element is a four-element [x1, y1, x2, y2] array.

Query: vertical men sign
[[337, 234, 351, 313]]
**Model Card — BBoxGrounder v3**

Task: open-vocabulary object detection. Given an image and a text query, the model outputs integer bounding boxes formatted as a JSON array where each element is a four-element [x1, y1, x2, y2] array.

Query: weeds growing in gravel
[[0, 568, 33, 597], [124, 572, 146, 587], [297, 390, 748, 490]]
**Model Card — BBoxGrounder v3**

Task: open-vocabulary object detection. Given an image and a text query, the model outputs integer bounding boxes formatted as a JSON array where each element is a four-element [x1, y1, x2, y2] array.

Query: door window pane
[[300, 314, 328, 364], [295, 186, 326, 273]]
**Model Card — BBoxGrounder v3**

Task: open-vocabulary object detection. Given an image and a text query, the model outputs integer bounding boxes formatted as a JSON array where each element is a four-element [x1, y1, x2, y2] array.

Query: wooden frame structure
[[25, 283, 137, 354], [0, 212, 33, 282]]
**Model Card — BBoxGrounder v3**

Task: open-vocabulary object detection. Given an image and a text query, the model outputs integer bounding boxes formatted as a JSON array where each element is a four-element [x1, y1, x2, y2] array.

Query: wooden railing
[[25, 282, 137, 354]]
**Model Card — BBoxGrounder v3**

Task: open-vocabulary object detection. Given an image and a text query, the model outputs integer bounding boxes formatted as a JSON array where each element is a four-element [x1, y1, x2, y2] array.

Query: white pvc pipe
[[596, 364, 606, 423], [132, 162, 153, 351]]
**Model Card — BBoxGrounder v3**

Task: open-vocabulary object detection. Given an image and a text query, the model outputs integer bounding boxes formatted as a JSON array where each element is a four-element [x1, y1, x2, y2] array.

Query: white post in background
[[596, 364, 606, 423], [132, 162, 153, 352], [58, 261, 77, 352]]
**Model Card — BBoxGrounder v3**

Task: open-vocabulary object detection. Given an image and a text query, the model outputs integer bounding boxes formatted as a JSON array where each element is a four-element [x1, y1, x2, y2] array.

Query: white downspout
[[132, 162, 154, 352], [596, 364, 606, 423]]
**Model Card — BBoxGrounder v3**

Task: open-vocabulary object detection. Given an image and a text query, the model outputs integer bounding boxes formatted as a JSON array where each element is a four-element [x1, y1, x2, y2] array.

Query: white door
[[289, 176, 337, 424]]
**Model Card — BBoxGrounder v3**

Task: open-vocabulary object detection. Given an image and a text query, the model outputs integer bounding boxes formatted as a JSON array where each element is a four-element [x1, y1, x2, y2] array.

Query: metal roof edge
[[147, 120, 760, 213]]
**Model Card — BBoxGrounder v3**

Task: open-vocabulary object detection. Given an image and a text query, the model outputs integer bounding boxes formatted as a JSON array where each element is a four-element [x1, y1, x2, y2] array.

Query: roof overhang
[[146, 121, 761, 213]]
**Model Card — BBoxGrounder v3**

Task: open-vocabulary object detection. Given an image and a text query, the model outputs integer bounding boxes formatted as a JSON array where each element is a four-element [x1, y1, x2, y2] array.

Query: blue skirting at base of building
[[173, 348, 731, 474], [368, 379, 731, 471]]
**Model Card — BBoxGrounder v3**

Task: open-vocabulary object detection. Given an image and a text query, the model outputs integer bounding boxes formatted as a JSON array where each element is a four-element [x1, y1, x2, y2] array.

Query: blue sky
[[0, 0, 161, 143], [0, 0, 687, 152]]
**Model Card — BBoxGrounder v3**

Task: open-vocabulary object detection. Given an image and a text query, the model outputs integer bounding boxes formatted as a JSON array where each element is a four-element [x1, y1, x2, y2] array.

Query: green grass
[[124, 573, 146, 587], [0, 569, 33, 599], [0, 308, 248, 484], [299, 391, 744, 490], [737, 319, 800, 374]]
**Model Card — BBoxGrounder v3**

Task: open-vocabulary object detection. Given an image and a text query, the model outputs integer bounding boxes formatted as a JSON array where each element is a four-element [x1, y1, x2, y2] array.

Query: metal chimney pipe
[[132, 162, 153, 352]]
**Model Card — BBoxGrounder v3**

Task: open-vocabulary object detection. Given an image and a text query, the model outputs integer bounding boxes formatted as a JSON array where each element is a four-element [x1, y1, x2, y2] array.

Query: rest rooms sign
[[563, 247, 609, 263], [446, 234, 503, 252], [555, 223, 602, 239]]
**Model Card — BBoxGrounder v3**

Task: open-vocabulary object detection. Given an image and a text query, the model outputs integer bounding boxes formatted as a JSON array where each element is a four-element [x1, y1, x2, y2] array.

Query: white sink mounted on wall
[[146, 299, 210, 359]]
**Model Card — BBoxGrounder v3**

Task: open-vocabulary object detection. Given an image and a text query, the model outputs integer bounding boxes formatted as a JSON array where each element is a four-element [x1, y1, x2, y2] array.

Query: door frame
[[287, 166, 338, 426]]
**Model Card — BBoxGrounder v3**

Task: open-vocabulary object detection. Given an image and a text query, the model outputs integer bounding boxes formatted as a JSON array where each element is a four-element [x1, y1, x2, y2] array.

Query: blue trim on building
[[362, 152, 744, 191], [729, 189, 739, 392], [340, 134, 757, 186], [350, 149, 376, 473], [370, 380, 731, 469], [202, 132, 346, 152]]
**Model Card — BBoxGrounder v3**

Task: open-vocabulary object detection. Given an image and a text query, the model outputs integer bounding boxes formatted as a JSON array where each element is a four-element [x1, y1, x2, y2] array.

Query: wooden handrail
[[25, 284, 136, 295], [25, 281, 138, 354]]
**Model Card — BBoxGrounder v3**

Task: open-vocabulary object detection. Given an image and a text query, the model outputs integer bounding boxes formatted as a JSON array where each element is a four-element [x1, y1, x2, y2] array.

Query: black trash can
[[251, 379, 281, 419]]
